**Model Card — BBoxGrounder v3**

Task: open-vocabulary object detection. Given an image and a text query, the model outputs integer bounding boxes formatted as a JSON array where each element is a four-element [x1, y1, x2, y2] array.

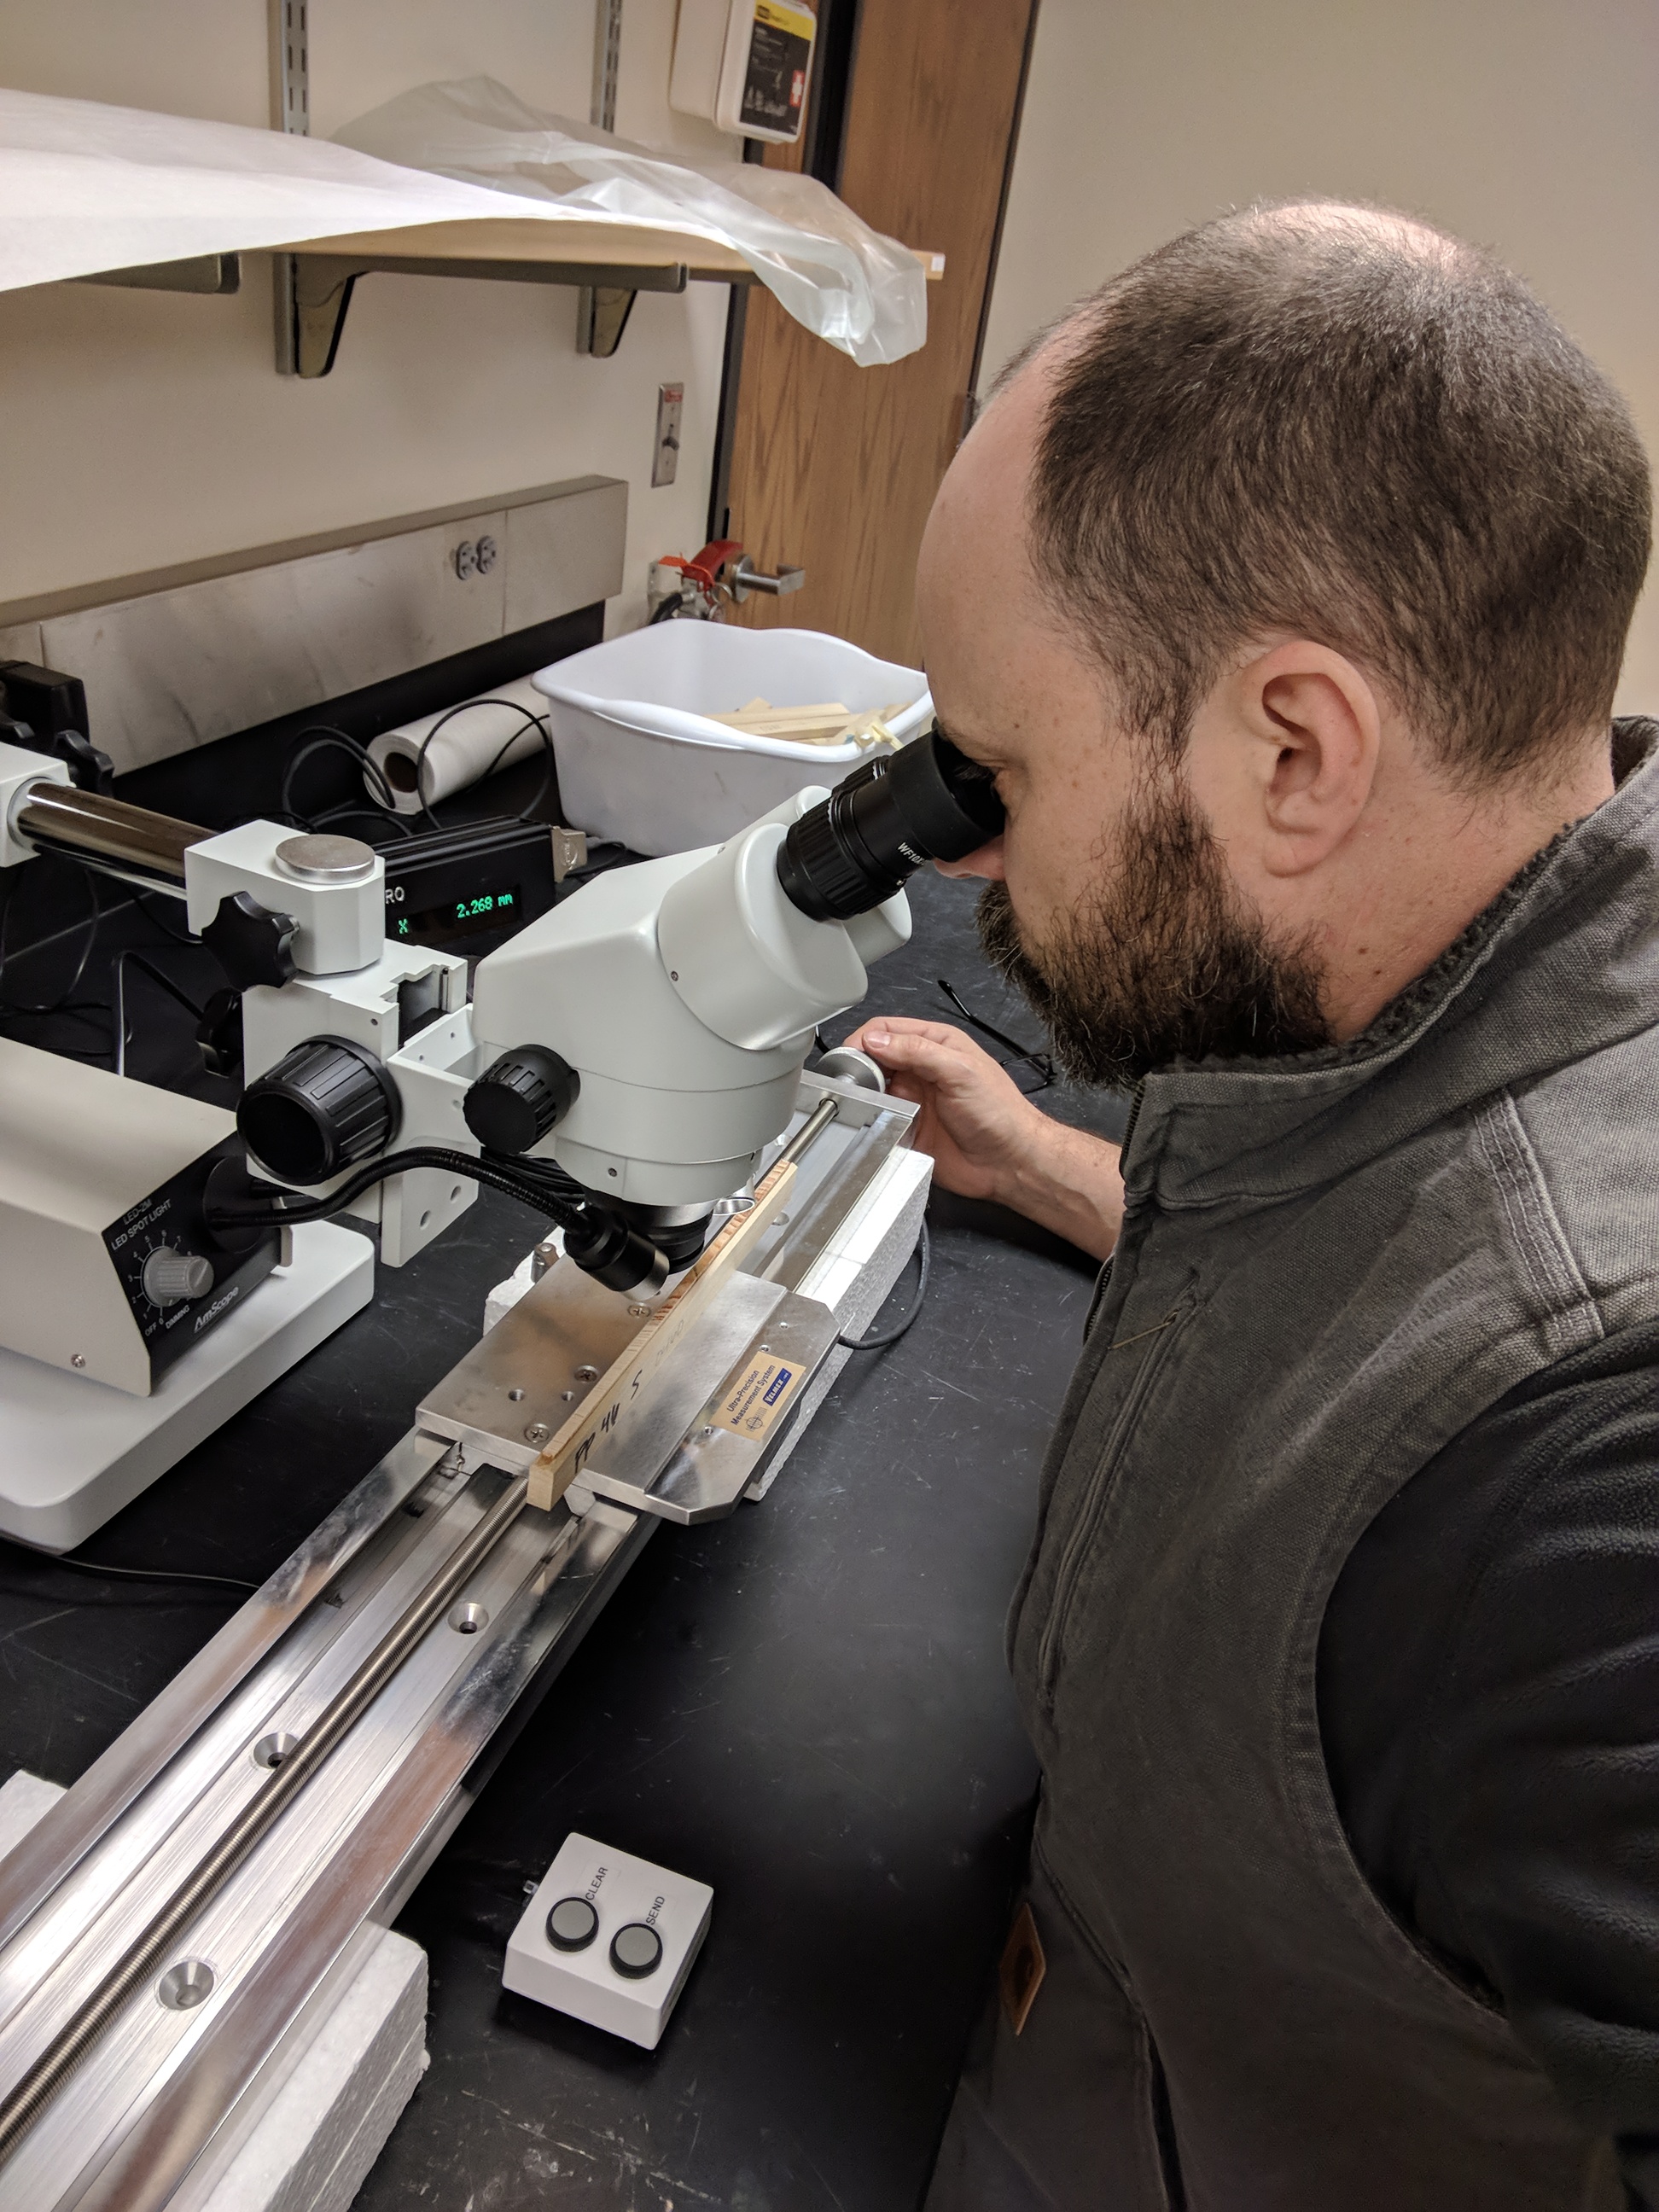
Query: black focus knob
[[201, 891, 298, 990], [237, 1035, 399, 1185], [463, 1045, 579, 1155]]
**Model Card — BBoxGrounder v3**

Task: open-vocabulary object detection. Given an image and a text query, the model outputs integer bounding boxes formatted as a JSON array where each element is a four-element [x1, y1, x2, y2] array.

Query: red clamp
[[658, 538, 742, 594]]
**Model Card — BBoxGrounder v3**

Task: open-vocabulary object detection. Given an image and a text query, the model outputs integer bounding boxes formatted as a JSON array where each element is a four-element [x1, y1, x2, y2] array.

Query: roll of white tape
[[364, 677, 551, 817]]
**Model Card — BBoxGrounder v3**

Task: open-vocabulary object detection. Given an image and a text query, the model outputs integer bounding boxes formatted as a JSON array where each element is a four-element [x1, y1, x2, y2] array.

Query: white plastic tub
[[532, 621, 933, 855]]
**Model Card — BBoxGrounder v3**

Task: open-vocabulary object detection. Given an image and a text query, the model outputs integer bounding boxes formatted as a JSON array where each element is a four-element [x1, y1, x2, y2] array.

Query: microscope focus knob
[[141, 1248, 215, 1307], [237, 1036, 400, 1185], [463, 1046, 579, 1155]]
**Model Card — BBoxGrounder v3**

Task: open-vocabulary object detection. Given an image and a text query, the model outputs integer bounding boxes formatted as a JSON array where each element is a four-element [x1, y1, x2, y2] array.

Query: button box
[[503, 1833, 713, 2049]]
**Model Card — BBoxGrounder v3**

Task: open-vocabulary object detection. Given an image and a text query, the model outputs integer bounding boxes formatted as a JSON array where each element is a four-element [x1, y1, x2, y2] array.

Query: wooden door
[[719, 0, 1037, 668]]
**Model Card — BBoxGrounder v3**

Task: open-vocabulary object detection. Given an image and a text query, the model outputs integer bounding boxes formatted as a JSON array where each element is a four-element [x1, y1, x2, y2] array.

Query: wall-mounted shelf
[[77, 223, 939, 373], [20, 84, 939, 374], [280, 218, 754, 371], [71, 218, 760, 370]]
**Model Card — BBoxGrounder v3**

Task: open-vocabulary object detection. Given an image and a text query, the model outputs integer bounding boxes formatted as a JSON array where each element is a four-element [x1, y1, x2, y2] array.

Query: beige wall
[[0, 0, 735, 631], [981, 0, 1659, 713]]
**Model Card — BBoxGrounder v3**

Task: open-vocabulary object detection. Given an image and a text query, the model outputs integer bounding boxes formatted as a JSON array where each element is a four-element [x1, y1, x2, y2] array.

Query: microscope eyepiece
[[775, 725, 1004, 923]]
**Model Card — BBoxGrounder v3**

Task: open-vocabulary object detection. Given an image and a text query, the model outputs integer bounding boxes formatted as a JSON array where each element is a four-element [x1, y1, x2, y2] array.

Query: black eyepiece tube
[[775, 725, 1004, 923]]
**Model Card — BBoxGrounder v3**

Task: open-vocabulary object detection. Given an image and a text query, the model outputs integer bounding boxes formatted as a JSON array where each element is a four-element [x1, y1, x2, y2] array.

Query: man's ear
[[1210, 642, 1382, 879]]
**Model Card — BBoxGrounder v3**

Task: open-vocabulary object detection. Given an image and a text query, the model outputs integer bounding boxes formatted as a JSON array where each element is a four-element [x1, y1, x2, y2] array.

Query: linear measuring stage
[[0, 720, 1001, 2197], [0, 1074, 925, 2206]]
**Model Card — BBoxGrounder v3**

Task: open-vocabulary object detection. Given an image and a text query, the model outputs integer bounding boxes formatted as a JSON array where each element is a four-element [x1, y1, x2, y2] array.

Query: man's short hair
[[1015, 202, 1651, 785]]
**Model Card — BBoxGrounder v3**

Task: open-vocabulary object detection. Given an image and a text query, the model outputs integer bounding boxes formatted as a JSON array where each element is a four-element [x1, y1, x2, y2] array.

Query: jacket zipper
[[1117, 1078, 1147, 1161], [1035, 1301, 1187, 1706]]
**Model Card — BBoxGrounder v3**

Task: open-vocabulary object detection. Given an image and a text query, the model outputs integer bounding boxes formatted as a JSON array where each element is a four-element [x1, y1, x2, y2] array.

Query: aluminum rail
[[13, 784, 205, 891], [0, 1090, 847, 2183], [0, 1475, 538, 2163]]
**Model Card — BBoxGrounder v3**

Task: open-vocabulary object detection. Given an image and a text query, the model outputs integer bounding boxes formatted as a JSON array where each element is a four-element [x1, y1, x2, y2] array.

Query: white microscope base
[[0, 1222, 375, 1553]]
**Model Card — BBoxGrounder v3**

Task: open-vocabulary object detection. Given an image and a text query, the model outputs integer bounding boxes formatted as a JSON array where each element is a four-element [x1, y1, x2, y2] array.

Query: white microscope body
[[3, 705, 1009, 1293], [0, 722, 999, 1539], [470, 795, 910, 1208]]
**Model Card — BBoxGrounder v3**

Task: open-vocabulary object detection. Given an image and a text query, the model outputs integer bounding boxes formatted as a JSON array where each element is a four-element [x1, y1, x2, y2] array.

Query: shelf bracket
[[77, 253, 242, 297], [276, 253, 691, 378], [284, 253, 358, 378], [576, 284, 638, 359]]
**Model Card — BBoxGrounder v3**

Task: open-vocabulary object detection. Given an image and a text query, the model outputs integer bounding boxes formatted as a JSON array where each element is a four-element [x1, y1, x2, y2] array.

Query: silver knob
[[273, 834, 376, 884], [813, 1045, 887, 1093], [143, 1248, 214, 1307]]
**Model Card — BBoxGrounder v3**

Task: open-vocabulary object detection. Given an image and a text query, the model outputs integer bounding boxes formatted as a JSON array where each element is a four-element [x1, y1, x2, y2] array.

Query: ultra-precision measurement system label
[[712, 1353, 802, 1441]]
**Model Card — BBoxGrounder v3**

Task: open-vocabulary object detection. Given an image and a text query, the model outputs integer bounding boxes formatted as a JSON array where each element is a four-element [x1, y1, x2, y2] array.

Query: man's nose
[[935, 835, 1006, 882]]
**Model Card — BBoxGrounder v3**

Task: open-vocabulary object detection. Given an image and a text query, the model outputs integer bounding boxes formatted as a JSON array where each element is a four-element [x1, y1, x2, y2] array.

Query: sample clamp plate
[[417, 1261, 840, 1524], [418, 1071, 916, 1527]]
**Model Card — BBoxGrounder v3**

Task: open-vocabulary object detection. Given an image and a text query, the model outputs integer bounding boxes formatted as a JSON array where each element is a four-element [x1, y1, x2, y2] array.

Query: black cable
[[132, 885, 198, 946], [207, 1144, 596, 1235], [308, 801, 415, 841], [0, 853, 103, 1016], [838, 1220, 930, 1351], [279, 726, 404, 829], [36, 1554, 259, 1596], [113, 949, 204, 1077], [937, 975, 1055, 1092], [407, 699, 557, 829]]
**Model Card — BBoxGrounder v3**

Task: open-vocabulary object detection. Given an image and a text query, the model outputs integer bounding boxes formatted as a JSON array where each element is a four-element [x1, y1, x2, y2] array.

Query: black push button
[[609, 1921, 662, 1979], [545, 1896, 599, 1953]]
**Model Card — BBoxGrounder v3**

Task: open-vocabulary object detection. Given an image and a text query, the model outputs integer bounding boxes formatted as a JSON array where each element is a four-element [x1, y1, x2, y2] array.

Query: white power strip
[[503, 1834, 713, 2049]]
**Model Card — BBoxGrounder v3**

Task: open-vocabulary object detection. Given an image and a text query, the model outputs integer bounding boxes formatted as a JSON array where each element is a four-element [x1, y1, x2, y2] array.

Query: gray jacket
[[1000, 724, 1659, 2208]]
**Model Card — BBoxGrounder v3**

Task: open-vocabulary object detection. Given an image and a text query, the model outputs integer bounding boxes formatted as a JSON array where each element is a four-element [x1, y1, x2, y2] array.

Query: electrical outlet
[[653, 382, 684, 488]]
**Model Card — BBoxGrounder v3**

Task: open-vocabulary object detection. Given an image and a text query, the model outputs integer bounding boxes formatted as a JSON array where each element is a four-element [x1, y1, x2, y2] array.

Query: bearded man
[[845, 201, 1659, 2209]]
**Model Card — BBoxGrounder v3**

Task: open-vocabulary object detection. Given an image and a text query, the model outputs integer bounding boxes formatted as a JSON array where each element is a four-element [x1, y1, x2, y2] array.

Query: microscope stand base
[[0, 1222, 375, 1553]]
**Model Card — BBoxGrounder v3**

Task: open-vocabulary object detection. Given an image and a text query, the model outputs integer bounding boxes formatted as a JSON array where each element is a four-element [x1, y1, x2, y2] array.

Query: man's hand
[[841, 1018, 1037, 1199], [841, 1017, 1126, 1260]]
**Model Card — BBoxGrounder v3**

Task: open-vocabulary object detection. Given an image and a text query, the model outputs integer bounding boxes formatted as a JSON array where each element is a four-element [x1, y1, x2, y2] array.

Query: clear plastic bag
[[332, 78, 927, 367]]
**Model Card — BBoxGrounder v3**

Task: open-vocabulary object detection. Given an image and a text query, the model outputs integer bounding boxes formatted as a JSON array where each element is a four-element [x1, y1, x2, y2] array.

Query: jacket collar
[[1120, 719, 1659, 1212]]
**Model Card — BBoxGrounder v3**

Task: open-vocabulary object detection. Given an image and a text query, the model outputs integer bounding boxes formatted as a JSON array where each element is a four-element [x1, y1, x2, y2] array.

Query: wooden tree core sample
[[704, 698, 905, 748], [526, 1154, 800, 1514]]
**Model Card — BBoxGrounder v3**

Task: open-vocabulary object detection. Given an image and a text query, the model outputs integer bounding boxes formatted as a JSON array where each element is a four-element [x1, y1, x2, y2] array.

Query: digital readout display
[[393, 884, 520, 942]]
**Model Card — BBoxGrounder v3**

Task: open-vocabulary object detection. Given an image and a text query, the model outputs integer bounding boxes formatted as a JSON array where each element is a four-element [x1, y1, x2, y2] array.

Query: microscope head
[[466, 728, 1004, 1218]]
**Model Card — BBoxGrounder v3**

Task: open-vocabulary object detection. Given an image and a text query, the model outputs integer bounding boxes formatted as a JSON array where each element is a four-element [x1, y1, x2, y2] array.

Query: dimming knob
[[142, 1248, 214, 1307], [463, 1045, 579, 1155]]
